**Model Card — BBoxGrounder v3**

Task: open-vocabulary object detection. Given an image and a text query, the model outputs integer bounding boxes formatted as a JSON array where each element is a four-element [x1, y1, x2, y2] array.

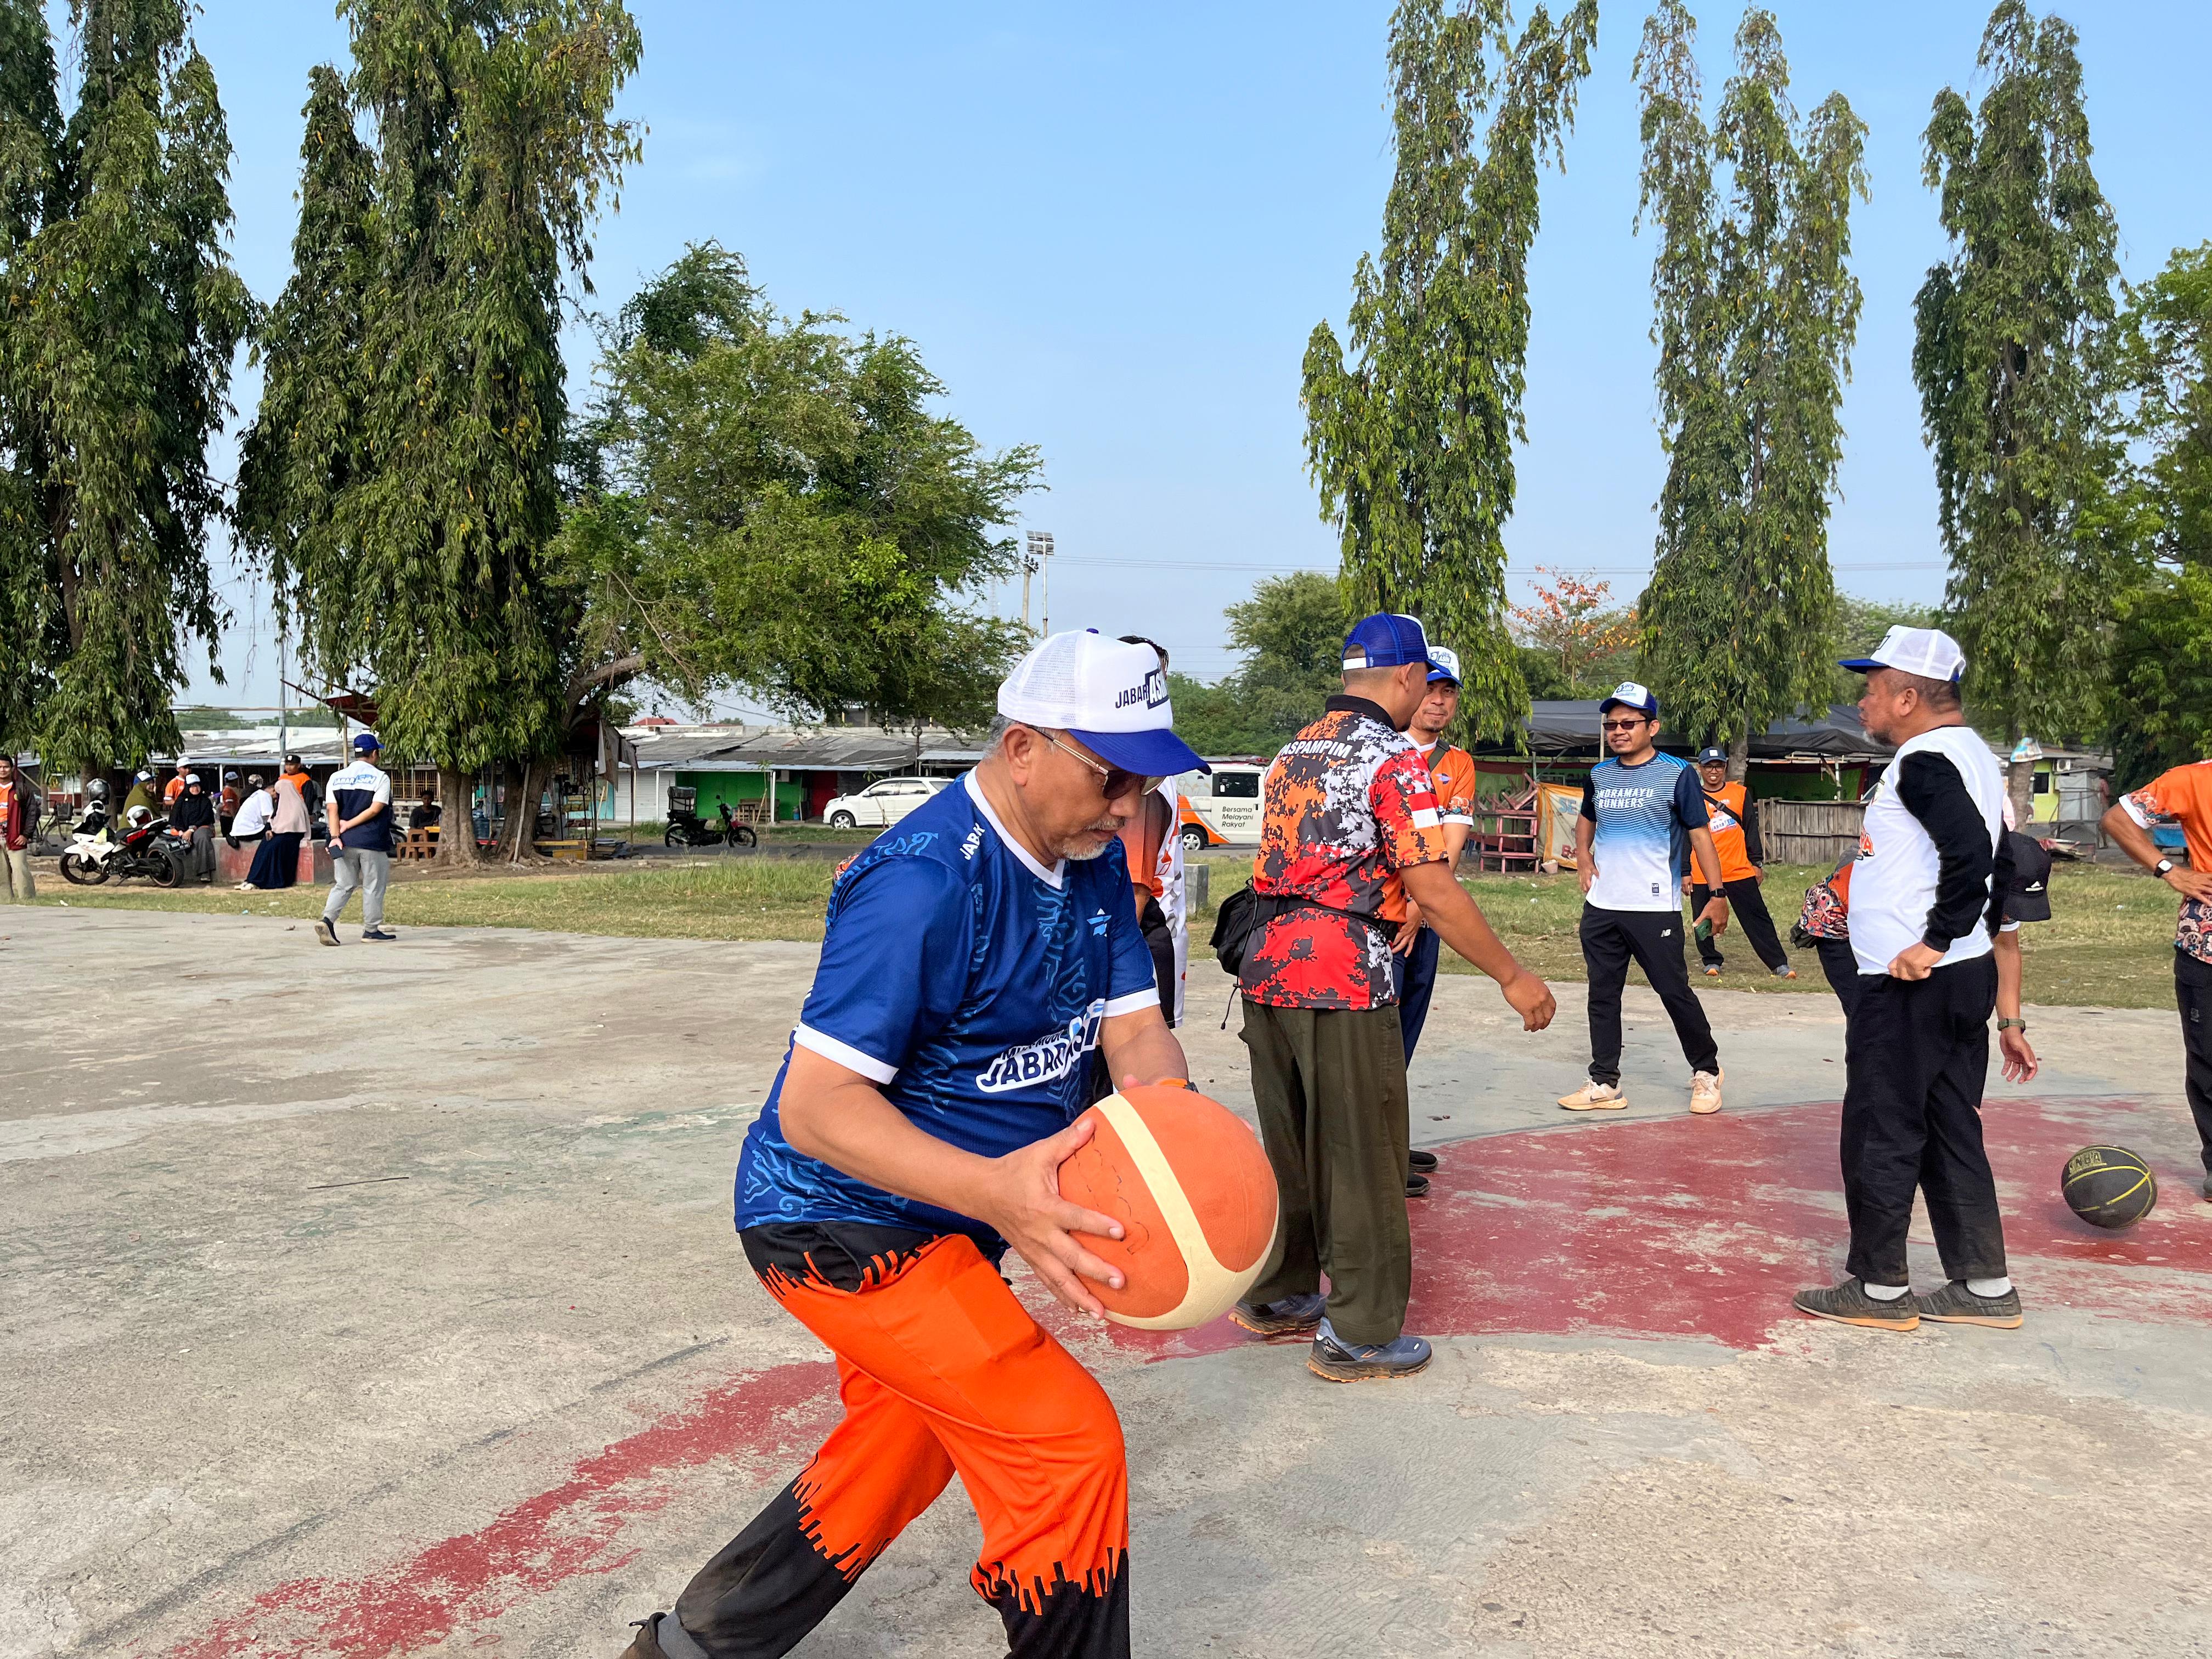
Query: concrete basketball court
[[5, 905, 2211, 1658]]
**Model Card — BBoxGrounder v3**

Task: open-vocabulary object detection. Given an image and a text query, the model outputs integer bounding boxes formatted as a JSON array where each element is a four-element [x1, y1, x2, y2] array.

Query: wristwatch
[[2156, 858, 2176, 877], [1996, 1016, 2028, 1032]]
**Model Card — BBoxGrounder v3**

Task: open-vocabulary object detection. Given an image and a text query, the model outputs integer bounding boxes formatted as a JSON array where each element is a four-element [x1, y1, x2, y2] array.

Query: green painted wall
[[674, 770, 805, 821]]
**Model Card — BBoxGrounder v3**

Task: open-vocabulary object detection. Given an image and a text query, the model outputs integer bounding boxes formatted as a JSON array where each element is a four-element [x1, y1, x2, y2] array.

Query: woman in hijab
[[170, 772, 218, 885], [249, 764, 314, 890]]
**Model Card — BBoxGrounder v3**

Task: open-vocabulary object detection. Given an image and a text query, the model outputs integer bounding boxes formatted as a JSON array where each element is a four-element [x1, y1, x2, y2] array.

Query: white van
[[1175, 763, 1267, 850]]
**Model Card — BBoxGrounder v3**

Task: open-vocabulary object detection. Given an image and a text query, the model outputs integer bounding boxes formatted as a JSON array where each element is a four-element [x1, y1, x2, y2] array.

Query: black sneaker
[[1792, 1277, 1919, 1332], [1404, 1172, 1431, 1199], [619, 1611, 699, 1659], [315, 916, 341, 947], [1231, 1291, 1326, 1337], [1407, 1147, 1439, 1172], [1308, 1317, 1433, 1382], [362, 927, 397, 943], [1918, 1280, 2023, 1329]]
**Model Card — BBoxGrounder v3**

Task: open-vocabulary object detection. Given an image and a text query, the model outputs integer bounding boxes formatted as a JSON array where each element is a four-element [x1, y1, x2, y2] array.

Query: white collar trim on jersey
[[963, 770, 1065, 889]]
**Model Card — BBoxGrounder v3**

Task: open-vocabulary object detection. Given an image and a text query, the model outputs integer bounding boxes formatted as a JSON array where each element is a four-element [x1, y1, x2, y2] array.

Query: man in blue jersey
[[1558, 684, 1732, 1114], [620, 631, 1204, 1659], [317, 733, 396, 945]]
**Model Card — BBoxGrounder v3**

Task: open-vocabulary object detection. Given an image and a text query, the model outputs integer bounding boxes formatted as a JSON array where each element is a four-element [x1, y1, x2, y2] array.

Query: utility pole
[[1023, 529, 1053, 636]]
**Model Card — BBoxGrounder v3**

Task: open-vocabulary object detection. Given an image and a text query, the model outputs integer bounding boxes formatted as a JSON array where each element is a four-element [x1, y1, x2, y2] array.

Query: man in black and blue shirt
[[317, 732, 396, 945], [1558, 684, 1731, 1115]]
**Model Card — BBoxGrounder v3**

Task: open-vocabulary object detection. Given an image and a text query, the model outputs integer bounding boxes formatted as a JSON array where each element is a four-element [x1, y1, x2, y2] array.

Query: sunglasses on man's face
[[1600, 716, 1649, 732], [1039, 731, 1161, 803]]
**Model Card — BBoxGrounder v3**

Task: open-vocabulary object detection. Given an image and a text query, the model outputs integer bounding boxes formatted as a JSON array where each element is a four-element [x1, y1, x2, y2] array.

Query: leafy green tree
[[1634, 2, 1866, 776], [1302, 0, 1597, 743], [0, 0, 251, 773], [238, 0, 641, 860], [1165, 572, 1347, 757], [1913, 1, 2125, 816], [1824, 594, 1937, 708], [2107, 242, 2212, 782], [555, 244, 1035, 736]]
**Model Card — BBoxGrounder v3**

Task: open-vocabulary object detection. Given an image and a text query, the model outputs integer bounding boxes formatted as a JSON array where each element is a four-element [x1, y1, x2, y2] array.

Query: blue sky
[[145, 1, 2212, 712]]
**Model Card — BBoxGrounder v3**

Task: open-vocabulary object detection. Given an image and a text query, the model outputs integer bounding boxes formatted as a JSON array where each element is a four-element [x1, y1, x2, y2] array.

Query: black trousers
[[1392, 925, 1442, 1063], [1580, 906, 1720, 1086], [1841, 953, 2005, 1286], [1240, 1000, 1412, 1346], [1815, 937, 1860, 1019], [2175, 949, 2212, 1177], [1689, 878, 1790, 972]]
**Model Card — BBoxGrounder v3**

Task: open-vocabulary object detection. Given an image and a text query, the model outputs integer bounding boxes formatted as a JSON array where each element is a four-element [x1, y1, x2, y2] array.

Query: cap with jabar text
[[1342, 613, 1437, 673], [1599, 681, 1659, 718], [352, 732, 382, 753], [998, 630, 1209, 776], [1694, 746, 1727, 765], [1840, 624, 1965, 682], [1426, 644, 1463, 686]]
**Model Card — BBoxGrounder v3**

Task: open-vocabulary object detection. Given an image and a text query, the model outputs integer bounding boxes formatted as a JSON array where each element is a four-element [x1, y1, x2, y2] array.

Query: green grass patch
[[40, 850, 2185, 1007]]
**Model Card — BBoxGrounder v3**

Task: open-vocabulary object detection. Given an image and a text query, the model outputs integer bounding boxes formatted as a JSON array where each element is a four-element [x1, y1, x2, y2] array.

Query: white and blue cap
[[1342, 612, 1437, 673], [998, 629, 1210, 776], [1839, 624, 1965, 683], [351, 731, 382, 753], [1599, 680, 1659, 717], [1426, 644, 1463, 686]]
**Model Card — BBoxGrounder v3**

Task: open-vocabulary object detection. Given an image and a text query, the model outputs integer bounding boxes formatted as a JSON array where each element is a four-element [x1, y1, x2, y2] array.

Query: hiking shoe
[[1690, 1069, 1723, 1114], [1558, 1080, 1627, 1111], [315, 916, 341, 947], [1918, 1280, 2023, 1328], [1793, 1277, 1919, 1332], [1407, 1147, 1438, 1172], [362, 927, 397, 943], [1703, 963, 1722, 978], [1231, 1292, 1327, 1338], [1404, 1172, 1431, 1199], [1771, 964, 1798, 980], [1308, 1317, 1433, 1383]]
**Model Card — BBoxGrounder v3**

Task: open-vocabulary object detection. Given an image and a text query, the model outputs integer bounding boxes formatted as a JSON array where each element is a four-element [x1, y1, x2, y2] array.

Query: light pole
[[1023, 529, 1053, 636]]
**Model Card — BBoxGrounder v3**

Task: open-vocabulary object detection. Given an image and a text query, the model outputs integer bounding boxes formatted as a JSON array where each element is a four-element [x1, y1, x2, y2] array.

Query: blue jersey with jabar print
[[733, 771, 1161, 1245], [1580, 752, 1707, 912]]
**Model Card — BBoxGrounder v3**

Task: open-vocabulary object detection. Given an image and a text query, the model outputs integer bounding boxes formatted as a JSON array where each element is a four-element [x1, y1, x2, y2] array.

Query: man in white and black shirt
[[1795, 627, 2021, 1334]]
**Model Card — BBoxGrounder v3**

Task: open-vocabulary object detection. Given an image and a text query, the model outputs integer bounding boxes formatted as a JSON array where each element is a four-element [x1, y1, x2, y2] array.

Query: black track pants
[[2176, 948, 2212, 1178], [1841, 954, 2005, 1286], [1815, 937, 1860, 1019], [1689, 878, 1790, 972], [1580, 906, 1720, 1086]]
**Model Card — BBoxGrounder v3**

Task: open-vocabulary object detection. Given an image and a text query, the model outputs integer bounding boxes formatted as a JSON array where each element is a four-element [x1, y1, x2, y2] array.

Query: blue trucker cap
[[1341, 613, 1437, 673], [1599, 681, 1660, 718]]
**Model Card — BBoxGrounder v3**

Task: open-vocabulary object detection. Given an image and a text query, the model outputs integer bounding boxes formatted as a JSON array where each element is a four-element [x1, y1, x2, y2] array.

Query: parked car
[[823, 776, 950, 828], [1175, 763, 1266, 850]]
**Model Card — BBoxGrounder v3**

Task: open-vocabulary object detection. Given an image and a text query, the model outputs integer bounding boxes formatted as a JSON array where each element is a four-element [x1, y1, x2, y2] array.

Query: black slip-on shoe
[[1404, 1172, 1431, 1199], [1408, 1147, 1439, 1172], [623, 1611, 708, 1659], [1792, 1277, 1919, 1332], [362, 927, 397, 942], [1231, 1292, 1327, 1337], [315, 916, 341, 947], [1918, 1280, 2023, 1328], [1308, 1318, 1433, 1382]]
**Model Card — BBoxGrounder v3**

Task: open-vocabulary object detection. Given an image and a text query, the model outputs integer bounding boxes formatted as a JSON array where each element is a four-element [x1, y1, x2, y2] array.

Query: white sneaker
[[1690, 1069, 1724, 1114], [1558, 1080, 1627, 1111]]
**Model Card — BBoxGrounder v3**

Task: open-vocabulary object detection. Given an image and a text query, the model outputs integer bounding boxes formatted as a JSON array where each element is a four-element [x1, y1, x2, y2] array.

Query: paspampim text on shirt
[[733, 771, 1159, 1246], [1239, 698, 1448, 1011], [2124, 758, 2212, 965], [326, 759, 395, 855], [1579, 752, 1706, 912]]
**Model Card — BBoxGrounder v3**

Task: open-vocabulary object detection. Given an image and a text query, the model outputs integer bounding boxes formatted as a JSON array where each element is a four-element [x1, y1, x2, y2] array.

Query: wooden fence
[[1760, 799, 1866, 869]]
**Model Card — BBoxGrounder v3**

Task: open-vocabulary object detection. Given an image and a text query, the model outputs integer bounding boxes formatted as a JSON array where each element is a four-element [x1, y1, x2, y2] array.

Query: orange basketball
[[1057, 1084, 1278, 1330]]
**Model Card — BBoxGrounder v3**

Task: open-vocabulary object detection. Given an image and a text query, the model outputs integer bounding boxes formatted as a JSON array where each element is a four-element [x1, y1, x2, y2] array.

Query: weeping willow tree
[[1302, 0, 1597, 741], [0, 0, 251, 773], [238, 0, 640, 861], [1914, 1, 2124, 815], [1634, 1, 1866, 773]]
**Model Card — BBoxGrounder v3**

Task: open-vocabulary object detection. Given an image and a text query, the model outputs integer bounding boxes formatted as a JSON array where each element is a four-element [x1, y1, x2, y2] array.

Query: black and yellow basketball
[[2061, 1145, 2157, 1230]]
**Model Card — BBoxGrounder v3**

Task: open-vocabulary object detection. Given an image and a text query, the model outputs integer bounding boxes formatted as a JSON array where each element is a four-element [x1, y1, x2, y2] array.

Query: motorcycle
[[60, 805, 184, 888], [663, 787, 758, 849]]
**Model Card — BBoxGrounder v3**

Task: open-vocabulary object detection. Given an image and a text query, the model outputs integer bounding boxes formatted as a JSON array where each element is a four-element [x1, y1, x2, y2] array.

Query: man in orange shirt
[[1685, 746, 1795, 980], [2102, 761, 2212, 1199], [1391, 646, 1477, 1195]]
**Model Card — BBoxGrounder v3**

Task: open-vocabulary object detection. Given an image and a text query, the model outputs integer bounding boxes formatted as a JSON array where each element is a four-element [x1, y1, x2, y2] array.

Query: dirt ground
[[4, 906, 2210, 1658]]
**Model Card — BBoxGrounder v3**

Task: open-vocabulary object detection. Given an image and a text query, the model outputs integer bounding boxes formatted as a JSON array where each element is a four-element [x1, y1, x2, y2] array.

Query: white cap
[[1841, 625, 1965, 683], [1426, 645, 1463, 685], [998, 630, 1208, 776]]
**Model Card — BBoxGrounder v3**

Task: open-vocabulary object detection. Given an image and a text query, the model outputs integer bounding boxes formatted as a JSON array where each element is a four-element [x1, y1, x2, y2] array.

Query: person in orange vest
[[1685, 746, 1795, 980]]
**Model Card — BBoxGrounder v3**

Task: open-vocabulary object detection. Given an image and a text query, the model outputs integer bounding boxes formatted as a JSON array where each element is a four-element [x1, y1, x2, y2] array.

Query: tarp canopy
[[1517, 702, 1893, 761]]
